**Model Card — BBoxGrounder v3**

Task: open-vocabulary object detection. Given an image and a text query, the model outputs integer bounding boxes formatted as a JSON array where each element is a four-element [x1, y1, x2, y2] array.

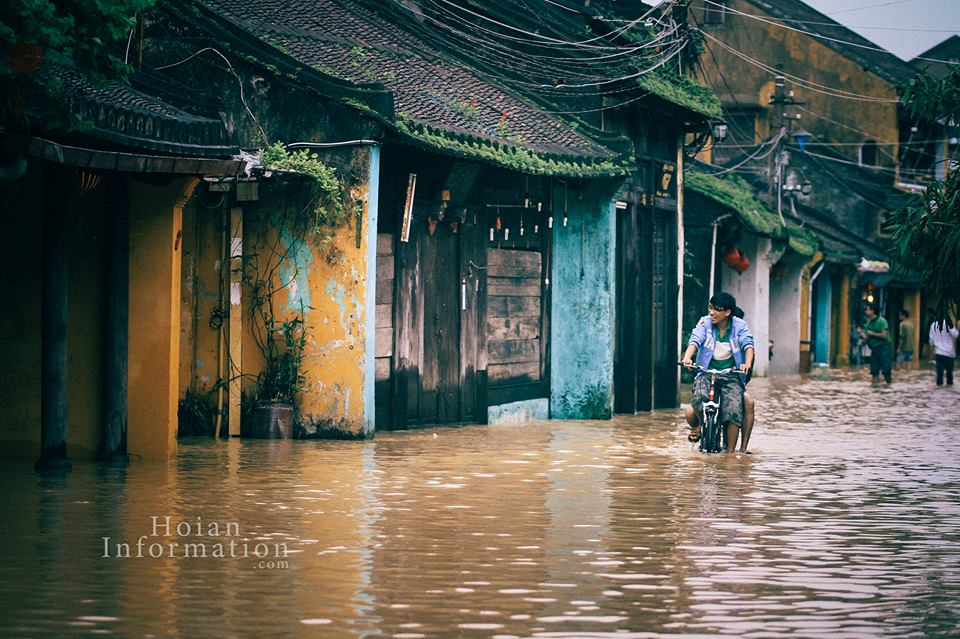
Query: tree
[[1, 0, 155, 128], [886, 66, 960, 321]]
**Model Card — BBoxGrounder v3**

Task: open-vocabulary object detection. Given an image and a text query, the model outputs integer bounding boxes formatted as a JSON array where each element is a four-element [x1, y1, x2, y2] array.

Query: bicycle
[[680, 363, 747, 453]]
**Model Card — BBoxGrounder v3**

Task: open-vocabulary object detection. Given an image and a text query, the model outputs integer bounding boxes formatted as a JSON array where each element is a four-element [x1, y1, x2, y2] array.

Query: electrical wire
[[702, 129, 785, 175], [702, 0, 960, 66], [700, 31, 899, 103]]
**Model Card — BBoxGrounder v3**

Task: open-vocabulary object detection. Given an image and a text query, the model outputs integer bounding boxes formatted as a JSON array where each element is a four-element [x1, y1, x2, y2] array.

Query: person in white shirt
[[928, 318, 959, 386]]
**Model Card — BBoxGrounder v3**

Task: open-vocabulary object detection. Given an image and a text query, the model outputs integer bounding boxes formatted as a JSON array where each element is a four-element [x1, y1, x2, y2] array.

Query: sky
[[795, 0, 960, 62]]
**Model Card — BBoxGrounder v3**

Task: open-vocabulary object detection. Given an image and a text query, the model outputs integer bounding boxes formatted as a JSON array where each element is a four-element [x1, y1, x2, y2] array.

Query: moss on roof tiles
[[686, 170, 782, 236], [686, 169, 818, 256], [786, 225, 818, 257], [396, 117, 632, 178], [638, 72, 723, 121]]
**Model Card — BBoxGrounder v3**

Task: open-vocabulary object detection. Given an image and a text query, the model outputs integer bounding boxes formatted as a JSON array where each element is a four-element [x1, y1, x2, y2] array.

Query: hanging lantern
[[723, 246, 742, 268], [735, 253, 751, 274]]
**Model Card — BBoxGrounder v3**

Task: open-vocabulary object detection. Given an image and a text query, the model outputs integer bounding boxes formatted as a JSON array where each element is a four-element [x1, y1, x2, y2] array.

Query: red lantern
[[865, 281, 874, 292], [723, 247, 741, 268], [735, 253, 750, 274]]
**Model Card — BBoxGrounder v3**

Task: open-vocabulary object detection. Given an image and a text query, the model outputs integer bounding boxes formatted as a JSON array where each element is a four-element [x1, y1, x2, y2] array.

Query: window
[[859, 140, 878, 167], [704, 1, 727, 24]]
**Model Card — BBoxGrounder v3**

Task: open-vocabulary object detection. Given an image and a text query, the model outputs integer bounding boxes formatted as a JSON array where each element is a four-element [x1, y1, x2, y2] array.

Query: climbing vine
[[261, 141, 346, 241]]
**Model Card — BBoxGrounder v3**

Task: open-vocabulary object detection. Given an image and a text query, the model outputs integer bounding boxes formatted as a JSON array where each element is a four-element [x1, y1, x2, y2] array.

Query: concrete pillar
[[127, 177, 199, 461], [550, 186, 616, 419], [768, 252, 806, 375], [36, 165, 71, 472], [836, 269, 852, 367], [721, 234, 774, 376]]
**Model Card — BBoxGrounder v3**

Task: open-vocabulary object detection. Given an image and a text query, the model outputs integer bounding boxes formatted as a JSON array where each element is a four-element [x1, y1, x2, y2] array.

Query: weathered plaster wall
[[694, 0, 900, 166], [235, 146, 378, 437], [550, 188, 616, 420], [178, 197, 228, 400], [768, 253, 807, 375], [721, 234, 773, 376]]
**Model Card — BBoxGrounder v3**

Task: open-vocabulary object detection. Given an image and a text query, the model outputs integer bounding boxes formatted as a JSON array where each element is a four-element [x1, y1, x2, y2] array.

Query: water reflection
[[0, 368, 958, 637]]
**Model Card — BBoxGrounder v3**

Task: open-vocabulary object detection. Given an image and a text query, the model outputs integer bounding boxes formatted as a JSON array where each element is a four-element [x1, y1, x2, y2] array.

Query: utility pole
[[768, 73, 805, 225]]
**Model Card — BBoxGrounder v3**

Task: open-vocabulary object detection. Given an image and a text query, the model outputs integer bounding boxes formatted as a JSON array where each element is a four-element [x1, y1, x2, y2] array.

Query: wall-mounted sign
[[656, 162, 676, 199], [400, 172, 417, 243]]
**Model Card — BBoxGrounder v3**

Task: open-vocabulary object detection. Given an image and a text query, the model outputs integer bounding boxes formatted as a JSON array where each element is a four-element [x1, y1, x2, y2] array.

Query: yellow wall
[[693, 0, 901, 166], [0, 164, 43, 458], [178, 197, 229, 433], [234, 167, 372, 435], [0, 164, 110, 461], [177, 147, 376, 439], [128, 177, 198, 461]]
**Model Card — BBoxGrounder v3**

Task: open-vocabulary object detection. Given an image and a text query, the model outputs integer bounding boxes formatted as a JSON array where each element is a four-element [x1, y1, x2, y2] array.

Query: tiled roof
[[201, 0, 613, 159], [42, 62, 236, 157]]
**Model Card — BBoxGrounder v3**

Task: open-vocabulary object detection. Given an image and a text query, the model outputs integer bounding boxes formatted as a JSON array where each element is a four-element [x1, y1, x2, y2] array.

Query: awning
[[5, 135, 247, 176]]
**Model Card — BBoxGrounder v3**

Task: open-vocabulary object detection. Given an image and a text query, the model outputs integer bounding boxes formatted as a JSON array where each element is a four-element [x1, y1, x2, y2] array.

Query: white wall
[[768, 253, 806, 375], [721, 234, 777, 377]]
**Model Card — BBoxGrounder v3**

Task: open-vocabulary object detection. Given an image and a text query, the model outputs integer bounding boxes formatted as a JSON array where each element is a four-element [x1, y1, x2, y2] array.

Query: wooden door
[[391, 209, 485, 428], [615, 203, 653, 413], [651, 209, 678, 408], [420, 221, 462, 423]]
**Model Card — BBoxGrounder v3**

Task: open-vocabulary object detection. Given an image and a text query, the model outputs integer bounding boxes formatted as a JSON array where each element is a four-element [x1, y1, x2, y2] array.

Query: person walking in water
[[929, 317, 959, 386], [859, 305, 892, 384], [896, 308, 915, 369]]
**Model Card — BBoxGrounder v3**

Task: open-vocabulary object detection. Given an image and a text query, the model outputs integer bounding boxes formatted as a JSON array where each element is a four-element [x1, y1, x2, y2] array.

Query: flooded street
[[1, 368, 959, 638]]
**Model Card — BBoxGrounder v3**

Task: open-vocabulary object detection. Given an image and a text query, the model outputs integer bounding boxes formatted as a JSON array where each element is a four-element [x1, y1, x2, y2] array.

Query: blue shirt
[[688, 315, 755, 385]]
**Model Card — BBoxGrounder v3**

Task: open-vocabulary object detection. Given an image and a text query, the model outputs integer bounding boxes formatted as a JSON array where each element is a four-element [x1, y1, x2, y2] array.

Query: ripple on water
[[0, 369, 957, 638]]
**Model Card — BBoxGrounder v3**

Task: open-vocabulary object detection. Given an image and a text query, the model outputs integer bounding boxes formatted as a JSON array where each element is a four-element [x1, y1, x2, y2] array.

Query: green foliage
[[886, 168, 960, 321], [243, 260, 309, 406], [261, 142, 346, 242], [1, 0, 155, 127], [898, 66, 960, 125], [888, 67, 960, 321], [256, 311, 308, 405], [177, 387, 216, 436]]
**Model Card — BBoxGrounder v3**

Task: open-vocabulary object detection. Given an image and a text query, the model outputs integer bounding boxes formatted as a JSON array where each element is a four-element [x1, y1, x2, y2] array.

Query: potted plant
[[242, 263, 309, 439]]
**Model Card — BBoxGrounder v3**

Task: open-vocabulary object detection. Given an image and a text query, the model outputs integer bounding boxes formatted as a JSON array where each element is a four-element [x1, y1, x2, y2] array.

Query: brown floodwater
[[1, 367, 959, 638]]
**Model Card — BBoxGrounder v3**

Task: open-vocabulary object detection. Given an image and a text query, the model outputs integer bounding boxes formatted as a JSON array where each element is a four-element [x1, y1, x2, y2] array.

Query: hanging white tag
[[505, 228, 510, 240]]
